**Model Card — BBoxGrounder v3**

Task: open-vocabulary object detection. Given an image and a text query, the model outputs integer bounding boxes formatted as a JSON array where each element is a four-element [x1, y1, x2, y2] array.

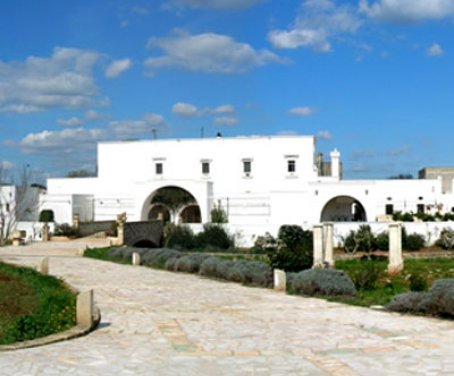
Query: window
[[202, 161, 210, 175], [385, 204, 394, 215], [155, 162, 163, 175], [287, 160, 296, 173], [243, 160, 252, 174]]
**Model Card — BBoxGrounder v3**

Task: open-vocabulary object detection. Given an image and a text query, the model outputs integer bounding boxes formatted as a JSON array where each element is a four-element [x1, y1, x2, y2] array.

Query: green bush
[[343, 225, 375, 253], [373, 232, 389, 251], [210, 205, 228, 223], [291, 269, 357, 297], [195, 224, 233, 250], [402, 229, 425, 251], [267, 225, 313, 272], [173, 254, 211, 273], [164, 224, 196, 250], [436, 228, 454, 250], [386, 279, 454, 317], [350, 261, 381, 290], [53, 223, 79, 238], [39, 210, 54, 223], [409, 273, 428, 292]]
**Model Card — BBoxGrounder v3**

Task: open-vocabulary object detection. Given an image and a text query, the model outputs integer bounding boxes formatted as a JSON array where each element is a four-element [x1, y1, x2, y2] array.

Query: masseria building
[[41, 135, 454, 241]]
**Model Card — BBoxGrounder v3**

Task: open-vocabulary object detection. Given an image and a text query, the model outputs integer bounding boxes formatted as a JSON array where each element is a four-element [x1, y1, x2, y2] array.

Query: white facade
[[40, 135, 454, 243]]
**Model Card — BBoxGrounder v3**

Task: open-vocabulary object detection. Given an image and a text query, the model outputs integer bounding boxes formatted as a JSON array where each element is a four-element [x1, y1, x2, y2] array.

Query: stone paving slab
[[0, 240, 453, 375]]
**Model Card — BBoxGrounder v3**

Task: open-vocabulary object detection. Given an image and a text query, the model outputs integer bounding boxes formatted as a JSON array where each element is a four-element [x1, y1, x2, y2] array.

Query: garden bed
[[0, 262, 77, 345]]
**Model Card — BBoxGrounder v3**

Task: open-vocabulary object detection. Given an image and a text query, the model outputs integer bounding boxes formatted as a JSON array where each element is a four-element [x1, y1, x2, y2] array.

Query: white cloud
[[212, 104, 235, 114], [427, 43, 444, 57], [85, 109, 110, 121], [268, 0, 361, 52], [0, 160, 14, 170], [289, 106, 316, 116], [0, 47, 103, 113], [165, 0, 263, 10], [316, 130, 332, 140], [105, 58, 132, 78], [19, 127, 105, 155], [172, 102, 201, 117], [387, 145, 411, 156], [213, 116, 239, 126], [145, 31, 283, 75], [109, 113, 167, 138], [57, 117, 83, 127], [360, 0, 454, 22]]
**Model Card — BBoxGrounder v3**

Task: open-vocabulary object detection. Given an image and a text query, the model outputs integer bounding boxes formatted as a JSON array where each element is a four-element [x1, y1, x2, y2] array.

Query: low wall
[[15, 222, 56, 242], [189, 221, 454, 248], [79, 221, 115, 237]]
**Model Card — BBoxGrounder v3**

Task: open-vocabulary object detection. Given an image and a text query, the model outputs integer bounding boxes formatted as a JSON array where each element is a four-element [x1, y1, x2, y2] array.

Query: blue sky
[[1, 0, 454, 181]]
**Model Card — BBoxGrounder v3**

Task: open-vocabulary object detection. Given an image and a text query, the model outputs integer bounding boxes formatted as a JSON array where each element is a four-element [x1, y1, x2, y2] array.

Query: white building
[[40, 135, 454, 244]]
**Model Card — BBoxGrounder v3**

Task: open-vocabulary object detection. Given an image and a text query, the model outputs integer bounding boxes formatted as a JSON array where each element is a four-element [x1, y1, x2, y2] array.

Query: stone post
[[312, 224, 324, 268], [273, 269, 286, 292], [77, 290, 94, 329], [42, 222, 50, 242], [388, 222, 403, 275], [73, 213, 80, 230], [323, 222, 334, 268], [38, 257, 49, 275], [132, 252, 141, 266], [116, 213, 126, 246]]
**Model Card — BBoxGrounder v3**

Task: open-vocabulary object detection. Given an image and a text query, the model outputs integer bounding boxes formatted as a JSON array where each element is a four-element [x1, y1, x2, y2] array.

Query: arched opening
[[321, 196, 367, 222], [179, 204, 201, 223], [148, 204, 171, 223], [133, 239, 158, 248], [143, 186, 202, 224]]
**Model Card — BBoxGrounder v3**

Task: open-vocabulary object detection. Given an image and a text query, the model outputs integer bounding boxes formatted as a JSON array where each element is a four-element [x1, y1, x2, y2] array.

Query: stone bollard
[[73, 213, 80, 230], [323, 222, 334, 268], [312, 224, 324, 268], [132, 252, 141, 266], [42, 223, 50, 242], [77, 290, 95, 329], [273, 269, 286, 292], [77, 248, 86, 257], [38, 257, 49, 275], [116, 212, 126, 246], [388, 222, 403, 275]]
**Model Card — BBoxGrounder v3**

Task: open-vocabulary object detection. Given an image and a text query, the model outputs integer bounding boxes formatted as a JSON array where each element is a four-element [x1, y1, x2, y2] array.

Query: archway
[[320, 196, 367, 222], [143, 186, 202, 224], [179, 204, 201, 224], [148, 204, 171, 223]]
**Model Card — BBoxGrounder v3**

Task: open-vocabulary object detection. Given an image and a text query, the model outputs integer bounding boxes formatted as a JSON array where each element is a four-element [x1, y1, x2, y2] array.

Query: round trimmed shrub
[[164, 225, 196, 250], [195, 224, 233, 250], [386, 292, 426, 313], [141, 248, 182, 269], [291, 269, 357, 296], [174, 254, 211, 273]]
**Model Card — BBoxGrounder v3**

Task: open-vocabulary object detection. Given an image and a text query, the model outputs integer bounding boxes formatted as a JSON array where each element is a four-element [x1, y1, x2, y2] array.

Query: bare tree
[[0, 165, 43, 244]]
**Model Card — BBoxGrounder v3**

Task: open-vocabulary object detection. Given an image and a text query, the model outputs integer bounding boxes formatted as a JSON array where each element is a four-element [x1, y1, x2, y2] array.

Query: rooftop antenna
[[152, 129, 157, 140]]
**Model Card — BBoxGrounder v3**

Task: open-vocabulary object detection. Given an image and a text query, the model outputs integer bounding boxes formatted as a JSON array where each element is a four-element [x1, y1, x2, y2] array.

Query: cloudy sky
[[1, 0, 454, 180]]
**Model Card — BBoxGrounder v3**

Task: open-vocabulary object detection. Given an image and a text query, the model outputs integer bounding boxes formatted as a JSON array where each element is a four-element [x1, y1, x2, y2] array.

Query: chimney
[[330, 149, 341, 179]]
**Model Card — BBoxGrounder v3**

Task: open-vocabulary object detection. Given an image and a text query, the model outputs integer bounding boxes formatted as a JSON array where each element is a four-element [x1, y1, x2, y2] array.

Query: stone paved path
[[1, 240, 453, 375]]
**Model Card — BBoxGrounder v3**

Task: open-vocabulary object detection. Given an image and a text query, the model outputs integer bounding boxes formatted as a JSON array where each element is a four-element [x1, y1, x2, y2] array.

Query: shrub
[[164, 256, 179, 271], [409, 273, 428, 292], [225, 260, 272, 287], [386, 279, 454, 317], [291, 269, 357, 297], [210, 205, 228, 223], [174, 254, 211, 273], [386, 292, 426, 313], [141, 248, 182, 269], [164, 224, 196, 250], [402, 229, 425, 251], [39, 210, 54, 223], [107, 246, 149, 261], [436, 228, 454, 250], [350, 261, 381, 290], [253, 232, 277, 254], [373, 232, 389, 251], [267, 225, 313, 272], [53, 223, 79, 238], [195, 224, 233, 250], [199, 257, 220, 278]]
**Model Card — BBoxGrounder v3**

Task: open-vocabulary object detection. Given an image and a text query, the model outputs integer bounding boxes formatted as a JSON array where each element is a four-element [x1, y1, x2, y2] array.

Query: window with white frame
[[285, 154, 299, 176]]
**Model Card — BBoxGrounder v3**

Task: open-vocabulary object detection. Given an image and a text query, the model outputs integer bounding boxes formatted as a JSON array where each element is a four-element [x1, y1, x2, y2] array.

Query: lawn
[[0, 262, 77, 345], [333, 258, 454, 307]]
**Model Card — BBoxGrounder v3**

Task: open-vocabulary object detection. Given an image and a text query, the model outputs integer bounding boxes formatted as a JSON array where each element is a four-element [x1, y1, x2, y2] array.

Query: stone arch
[[141, 186, 202, 224], [320, 195, 367, 222]]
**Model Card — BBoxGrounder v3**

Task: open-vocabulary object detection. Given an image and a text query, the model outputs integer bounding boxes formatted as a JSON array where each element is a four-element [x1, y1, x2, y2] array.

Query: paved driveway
[[0, 240, 453, 376]]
